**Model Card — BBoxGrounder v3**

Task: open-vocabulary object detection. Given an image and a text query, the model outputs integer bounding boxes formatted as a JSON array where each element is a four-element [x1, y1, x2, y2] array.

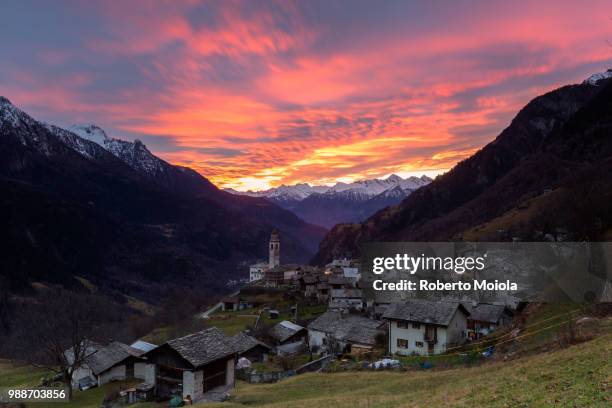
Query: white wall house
[[383, 300, 469, 356], [249, 262, 267, 282], [69, 341, 148, 389]]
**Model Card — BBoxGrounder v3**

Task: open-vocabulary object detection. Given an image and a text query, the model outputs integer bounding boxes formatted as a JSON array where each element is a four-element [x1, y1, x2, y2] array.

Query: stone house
[[307, 311, 385, 355], [221, 295, 252, 312], [383, 300, 470, 355], [465, 303, 513, 339], [329, 288, 364, 311], [328, 276, 353, 289], [249, 262, 267, 282], [315, 282, 330, 302], [70, 341, 148, 389], [228, 332, 271, 363], [143, 328, 236, 401], [299, 275, 318, 297]]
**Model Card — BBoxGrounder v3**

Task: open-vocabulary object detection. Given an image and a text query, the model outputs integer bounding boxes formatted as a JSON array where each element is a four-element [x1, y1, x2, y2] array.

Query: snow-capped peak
[[0, 97, 20, 127], [0, 96, 12, 107], [67, 124, 165, 175], [0, 97, 168, 177], [385, 174, 403, 182], [69, 124, 109, 146], [230, 183, 330, 201], [0, 96, 36, 129], [583, 69, 612, 86], [227, 174, 432, 201]]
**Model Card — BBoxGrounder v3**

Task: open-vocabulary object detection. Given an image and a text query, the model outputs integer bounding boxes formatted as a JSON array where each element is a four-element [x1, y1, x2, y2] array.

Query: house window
[[397, 339, 409, 348], [412, 323, 421, 329], [415, 341, 424, 348], [397, 321, 409, 329]]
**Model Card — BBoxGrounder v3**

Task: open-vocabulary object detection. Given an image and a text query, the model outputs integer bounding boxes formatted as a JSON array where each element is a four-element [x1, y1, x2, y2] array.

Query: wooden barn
[[144, 328, 236, 402]]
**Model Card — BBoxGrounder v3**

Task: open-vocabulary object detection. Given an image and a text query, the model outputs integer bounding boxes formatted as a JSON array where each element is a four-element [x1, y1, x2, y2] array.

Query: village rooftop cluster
[[66, 231, 516, 405]]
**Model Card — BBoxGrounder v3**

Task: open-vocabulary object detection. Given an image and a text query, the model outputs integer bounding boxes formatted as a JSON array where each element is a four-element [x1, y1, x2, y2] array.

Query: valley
[[227, 175, 432, 228]]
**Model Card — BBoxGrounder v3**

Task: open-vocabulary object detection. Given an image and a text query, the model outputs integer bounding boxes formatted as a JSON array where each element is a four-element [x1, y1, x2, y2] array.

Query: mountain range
[[313, 69, 612, 264], [0, 97, 326, 301], [4, 67, 612, 299], [226, 174, 432, 228]]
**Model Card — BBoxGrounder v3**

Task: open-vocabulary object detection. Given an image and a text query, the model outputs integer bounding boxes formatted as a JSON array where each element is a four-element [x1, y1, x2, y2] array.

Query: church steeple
[[269, 229, 280, 268]]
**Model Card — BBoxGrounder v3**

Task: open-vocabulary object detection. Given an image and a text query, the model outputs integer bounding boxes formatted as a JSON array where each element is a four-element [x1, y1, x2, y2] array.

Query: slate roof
[[269, 320, 305, 343], [268, 264, 301, 273], [222, 295, 240, 303], [302, 275, 318, 284], [374, 304, 389, 315], [228, 332, 271, 354], [330, 288, 363, 299], [468, 304, 510, 323], [165, 327, 236, 368], [328, 276, 351, 286], [382, 299, 470, 326], [328, 300, 347, 310], [308, 311, 384, 346], [275, 340, 306, 356], [343, 325, 384, 346], [86, 341, 145, 375]]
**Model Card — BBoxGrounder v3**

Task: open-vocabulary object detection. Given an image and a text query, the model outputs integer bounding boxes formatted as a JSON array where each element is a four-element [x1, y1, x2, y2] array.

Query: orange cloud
[[3, 1, 611, 192]]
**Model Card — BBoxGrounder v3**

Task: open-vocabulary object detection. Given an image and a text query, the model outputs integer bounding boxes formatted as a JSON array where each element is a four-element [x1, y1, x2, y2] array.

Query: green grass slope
[[205, 319, 611, 408]]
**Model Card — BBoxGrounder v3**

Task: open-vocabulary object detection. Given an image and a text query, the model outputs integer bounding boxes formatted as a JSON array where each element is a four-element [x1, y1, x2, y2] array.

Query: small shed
[[269, 320, 306, 345], [73, 341, 148, 387], [466, 303, 513, 338], [229, 332, 271, 363]]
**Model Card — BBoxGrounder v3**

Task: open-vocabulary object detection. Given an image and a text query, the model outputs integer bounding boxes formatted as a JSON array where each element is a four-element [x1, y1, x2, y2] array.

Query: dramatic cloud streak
[[1, 0, 611, 190]]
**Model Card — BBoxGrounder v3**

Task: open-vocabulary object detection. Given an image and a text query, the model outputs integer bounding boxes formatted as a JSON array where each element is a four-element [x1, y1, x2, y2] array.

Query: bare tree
[[10, 289, 105, 400]]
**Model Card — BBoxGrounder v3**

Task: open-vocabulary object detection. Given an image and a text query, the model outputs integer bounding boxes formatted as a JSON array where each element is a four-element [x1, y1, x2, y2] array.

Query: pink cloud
[[2, 0, 611, 191]]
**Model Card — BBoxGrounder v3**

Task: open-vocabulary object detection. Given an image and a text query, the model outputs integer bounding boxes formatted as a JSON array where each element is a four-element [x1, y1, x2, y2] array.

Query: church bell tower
[[269, 229, 280, 268]]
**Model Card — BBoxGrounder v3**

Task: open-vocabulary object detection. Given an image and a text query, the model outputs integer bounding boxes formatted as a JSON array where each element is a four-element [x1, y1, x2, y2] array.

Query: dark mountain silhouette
[[284, 186, 417, 228], [226, 175, 432, 228], [0, 97, 326, 300], [313, 74, 612, 264]]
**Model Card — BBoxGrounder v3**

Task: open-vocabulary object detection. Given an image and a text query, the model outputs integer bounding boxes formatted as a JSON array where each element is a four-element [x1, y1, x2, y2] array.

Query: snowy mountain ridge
[[69, 124, 167, 175], [225, 173, 433, 228], [1, 96, 167, 177], [227, 174, 432, 201], [583, 69, 612, 86]]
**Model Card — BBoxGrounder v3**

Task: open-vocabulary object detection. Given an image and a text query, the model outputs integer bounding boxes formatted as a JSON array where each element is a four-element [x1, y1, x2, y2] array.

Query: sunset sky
[[1, 1, 611, 190]]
